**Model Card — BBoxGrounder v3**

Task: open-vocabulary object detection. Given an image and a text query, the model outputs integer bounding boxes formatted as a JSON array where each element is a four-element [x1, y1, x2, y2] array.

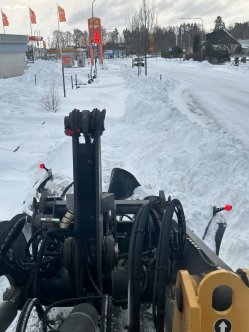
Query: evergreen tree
[[111, 28, 119, 44], [214, 16, 226, 31], [193, 34, 201, 52]]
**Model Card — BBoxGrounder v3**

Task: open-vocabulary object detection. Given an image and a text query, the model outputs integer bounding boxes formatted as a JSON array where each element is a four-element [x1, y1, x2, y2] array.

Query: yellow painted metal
[[172, 269, 249, 332]]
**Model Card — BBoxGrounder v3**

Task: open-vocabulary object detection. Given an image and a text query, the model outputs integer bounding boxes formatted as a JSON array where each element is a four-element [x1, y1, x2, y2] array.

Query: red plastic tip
[[39, 163, 45, 169], [65, 128, 75, 136], [224, 204, 232, 212]]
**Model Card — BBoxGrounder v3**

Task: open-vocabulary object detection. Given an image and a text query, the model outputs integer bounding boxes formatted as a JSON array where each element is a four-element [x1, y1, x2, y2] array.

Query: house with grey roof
[[205, 29, 240, 53]]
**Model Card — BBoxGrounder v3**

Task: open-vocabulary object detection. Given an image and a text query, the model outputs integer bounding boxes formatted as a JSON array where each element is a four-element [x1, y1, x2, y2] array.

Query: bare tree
[[64, 31, 74, 47], [40, 82, 61, 113], [129, 0, 156, 75], [50, 30, 63, 49], [129, 12, 143, 75], [139, 0, 156, 75]]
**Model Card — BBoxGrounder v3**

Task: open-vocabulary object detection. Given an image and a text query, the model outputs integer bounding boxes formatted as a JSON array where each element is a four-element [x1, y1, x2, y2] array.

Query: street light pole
[[90, 0, 96, 79], [179, 17, 204, 60], [92, 0, 96, 18]]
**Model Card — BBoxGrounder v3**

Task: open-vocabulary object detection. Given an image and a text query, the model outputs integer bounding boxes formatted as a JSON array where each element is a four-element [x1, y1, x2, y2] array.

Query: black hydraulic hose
[[0, 215, 27, 256], [87, 267, 102, 296], [15, 298, 43, 332], [37, 174, 52, 194], [33, 234, 52, 303], [152, 210, 168, 329], [128, 204, 150, 332], [25, 228, 47, 259], [100, 295, 113, 332], [32, 229, 66, 304], [153, 199, 185, 332], [60, 182, 74, 199]]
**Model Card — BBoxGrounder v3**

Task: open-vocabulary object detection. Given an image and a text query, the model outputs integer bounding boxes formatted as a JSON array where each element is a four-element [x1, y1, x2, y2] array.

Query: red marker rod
[[213, 204, 232, 216], [39, 163, 49, 173]]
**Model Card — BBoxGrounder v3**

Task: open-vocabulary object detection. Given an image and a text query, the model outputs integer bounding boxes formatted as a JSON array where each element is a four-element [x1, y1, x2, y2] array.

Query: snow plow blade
[[108, 167, 140, 199]]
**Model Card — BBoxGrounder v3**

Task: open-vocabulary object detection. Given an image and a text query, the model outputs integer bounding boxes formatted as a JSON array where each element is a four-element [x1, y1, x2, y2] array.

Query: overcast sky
[[1, 0, 249, 41]]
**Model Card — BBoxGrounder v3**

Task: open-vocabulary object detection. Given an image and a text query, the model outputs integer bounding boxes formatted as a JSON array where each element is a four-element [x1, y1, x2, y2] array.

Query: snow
[[1, 57, 249, 330]]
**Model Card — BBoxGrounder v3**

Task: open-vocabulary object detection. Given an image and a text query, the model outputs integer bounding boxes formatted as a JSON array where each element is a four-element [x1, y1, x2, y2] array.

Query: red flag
[[1, 11, 9, 27], [58, 5, 66, 22], [29, 7, 36, 24]]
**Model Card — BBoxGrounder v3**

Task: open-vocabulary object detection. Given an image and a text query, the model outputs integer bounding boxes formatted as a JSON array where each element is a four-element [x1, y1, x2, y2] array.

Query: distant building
[[238, 39, 249, 55], [46, 48, 87, 67], [104, 49, 125, 59], [0, 34, 28, 78], [205, 29, 240, 53]]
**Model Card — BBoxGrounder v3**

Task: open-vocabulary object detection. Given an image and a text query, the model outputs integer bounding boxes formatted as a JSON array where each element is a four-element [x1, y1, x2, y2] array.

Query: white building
[[0, 34, 28, 78]]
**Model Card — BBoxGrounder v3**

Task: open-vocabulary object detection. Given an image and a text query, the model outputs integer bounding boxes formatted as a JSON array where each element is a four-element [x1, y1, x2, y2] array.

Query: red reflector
[[224, 204, 232, 212], [39, 163, 45, 169], [65, 128, 75, 136]]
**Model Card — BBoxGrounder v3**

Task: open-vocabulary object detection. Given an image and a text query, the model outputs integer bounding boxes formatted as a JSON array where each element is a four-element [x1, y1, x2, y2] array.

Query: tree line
[[47, 9, 249, 59]]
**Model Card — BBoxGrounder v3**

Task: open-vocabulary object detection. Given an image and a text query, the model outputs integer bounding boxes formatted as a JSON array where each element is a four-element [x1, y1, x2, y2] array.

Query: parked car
[[132, 57, 145, 67]]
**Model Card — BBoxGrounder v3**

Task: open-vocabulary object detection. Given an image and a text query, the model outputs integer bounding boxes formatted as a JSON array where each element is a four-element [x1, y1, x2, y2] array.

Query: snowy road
[[151, 59, 249, 147]]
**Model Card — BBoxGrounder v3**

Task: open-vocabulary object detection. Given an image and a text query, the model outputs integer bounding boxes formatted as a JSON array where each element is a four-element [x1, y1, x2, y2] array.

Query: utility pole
[[143, 0, 147, 76], [175, 26, 179, 46]]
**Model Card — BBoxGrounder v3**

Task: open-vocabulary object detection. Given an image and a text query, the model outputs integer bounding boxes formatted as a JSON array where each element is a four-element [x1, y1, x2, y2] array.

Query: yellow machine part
[[172, 269, 249, 332]]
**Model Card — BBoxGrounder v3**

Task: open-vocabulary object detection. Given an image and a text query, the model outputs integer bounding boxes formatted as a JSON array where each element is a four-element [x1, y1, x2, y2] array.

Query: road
[[150, 59, 249, 147]]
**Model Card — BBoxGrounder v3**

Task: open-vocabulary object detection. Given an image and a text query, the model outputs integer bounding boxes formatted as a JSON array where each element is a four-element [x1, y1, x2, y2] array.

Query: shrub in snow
[[40, 82, 61, 113]]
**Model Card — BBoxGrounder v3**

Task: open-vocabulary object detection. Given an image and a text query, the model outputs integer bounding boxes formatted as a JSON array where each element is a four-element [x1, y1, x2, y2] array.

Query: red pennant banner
[[29, 7, 36, 24], [58, 5, 66, 22], [1, 11, 9, 26]]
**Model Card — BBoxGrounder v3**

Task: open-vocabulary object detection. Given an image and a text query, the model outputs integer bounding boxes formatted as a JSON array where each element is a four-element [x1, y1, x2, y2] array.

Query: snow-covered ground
[[1, 57, 249, 330]]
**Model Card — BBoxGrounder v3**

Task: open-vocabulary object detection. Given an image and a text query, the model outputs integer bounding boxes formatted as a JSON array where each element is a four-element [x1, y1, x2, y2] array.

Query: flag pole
[[57, 4, 60, 32], [29, 7, 33, 36], [28, 7, 35, 62], [57, 4, 66, 97], [56, 3, 62, 61], [56, 4, 62, 58], [1, 10, 5, 34]]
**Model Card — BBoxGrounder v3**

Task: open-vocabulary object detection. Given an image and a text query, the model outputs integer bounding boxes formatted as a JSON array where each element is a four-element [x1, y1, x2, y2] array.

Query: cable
[[15, 298, 43, 332], [87, 267, 102, 296]]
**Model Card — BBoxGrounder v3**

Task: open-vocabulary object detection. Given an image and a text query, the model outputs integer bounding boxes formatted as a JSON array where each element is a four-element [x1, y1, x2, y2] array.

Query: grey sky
[[1, 0, 248, 41]]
